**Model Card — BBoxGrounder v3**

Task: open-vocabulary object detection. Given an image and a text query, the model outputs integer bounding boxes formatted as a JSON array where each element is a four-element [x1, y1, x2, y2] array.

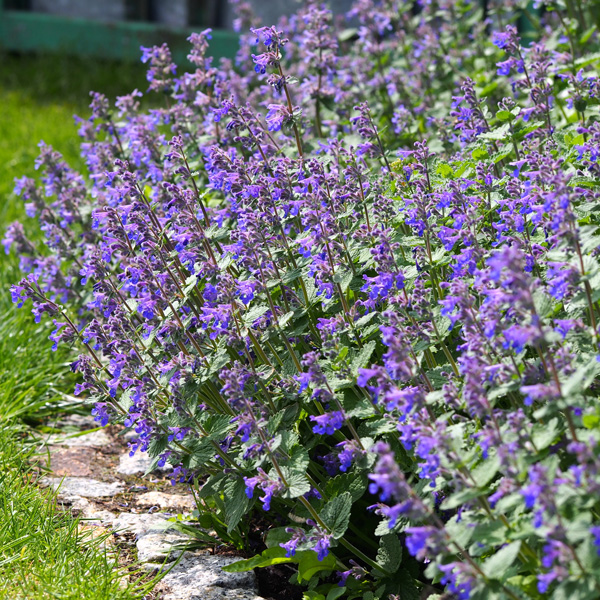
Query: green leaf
[[203, 414, 234, 439], [336, 346, 349, 363], [208, 348, 230, 376], [471, 454, 500, 488], [281, 469, 311, 499], [480, 123, 511, 141], [394, 568, 420, 600], [436, 163, 454, 178], [359, 417, 397, 436], [532, 288, 555, 319], [145, 436, 170, 473], [355, 311, 378, 328], [496, 110, 514, 122], [282, 267, 303, 284], [326, 587, 346, 600], [481, 541, 521, 580], [187, 437, 217, 469], [470, 521, 506, 546], [222, 547, 292, 572], [332, 269, 354, 293], [217, 252, 233, 270], [325, 472, 368, 502], [514, 121, 545, 140], [319, 492, 352, 539], [472, 147, 489, 161], [338, 27, 357, 41], [265, 527, 291, 549], [506, 574, 538, 597], [118, 388, 135, 413], [544, 576, 599, 600], [197, 472, 226, 499], [444, 513, 475, 548], [376, 534, 402, 573], [223, 477, 251, 532], [562, 358, 600, 396], [268, 404, 299, 436], [583, 414, 600, 429], [297, 550, 337, 582], [573, 51, 600, 70], [286, 445, 310, 473], [243, 305, 270, 325], [423, 366, 451, 389], [492, 148, 512, 163], [580, 25, 597, 45], [531, 417, 562, 450], [480, 80, 499, 96], [350, 341, 377, 376], [441, 487, 486, 510], [302, 593, 325, 600]]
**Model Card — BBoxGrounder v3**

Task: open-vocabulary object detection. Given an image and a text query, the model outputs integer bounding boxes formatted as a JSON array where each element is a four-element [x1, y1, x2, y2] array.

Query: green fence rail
[[0, 1, 542, 66], [0, 0, 239, 64]]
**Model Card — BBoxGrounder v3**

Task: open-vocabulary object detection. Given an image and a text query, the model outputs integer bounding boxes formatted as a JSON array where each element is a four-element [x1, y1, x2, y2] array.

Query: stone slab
[[47, 428, 112, 448], [162, 587, 263, 600], [117, 451, 171, 476], [136, 491, 195, 511], [112, 513, 171, 534], [64, 496, 116, 525], [112, 513, 189, 563], [42, 477, 123, 498], [158, 552, 259, 600], [50, 447, 96, 477], [54, 413, 99, 430]]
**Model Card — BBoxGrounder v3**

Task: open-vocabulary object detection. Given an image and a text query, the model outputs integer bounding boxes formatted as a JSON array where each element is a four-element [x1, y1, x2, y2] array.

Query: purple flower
[[502, 324, 535, 354], [91, 402, 111, 427], [265, 104, 292, 132], [244, 475, 258, 499], [203, 284, 218, 302], [537, 572, 557, 594], [312, 532, 332, 561], [310, 411, 344, 435], [280, 527, 307, 558], [357, 367, 380, 388], [591, 526, 600, 556], [140, 43, 176, 92], [496, 59, 512, 76], [404, 527, 434, 560], [243, 468, 282, 511]]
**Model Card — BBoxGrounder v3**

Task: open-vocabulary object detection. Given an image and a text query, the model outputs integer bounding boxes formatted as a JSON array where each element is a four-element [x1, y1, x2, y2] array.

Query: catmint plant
[[6, 0, 600, 598]]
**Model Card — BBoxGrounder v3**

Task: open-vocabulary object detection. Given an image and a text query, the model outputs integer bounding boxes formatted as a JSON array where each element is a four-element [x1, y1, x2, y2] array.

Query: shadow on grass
[[0, 51, 148, 106]]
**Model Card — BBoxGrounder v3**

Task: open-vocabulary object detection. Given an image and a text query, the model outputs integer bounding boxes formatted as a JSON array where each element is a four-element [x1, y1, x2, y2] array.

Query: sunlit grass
[[0, 426, 160, 600]]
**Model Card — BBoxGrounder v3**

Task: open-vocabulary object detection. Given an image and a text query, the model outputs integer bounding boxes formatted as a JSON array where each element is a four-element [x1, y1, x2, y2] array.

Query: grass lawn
[[0, 51, 156, 600]]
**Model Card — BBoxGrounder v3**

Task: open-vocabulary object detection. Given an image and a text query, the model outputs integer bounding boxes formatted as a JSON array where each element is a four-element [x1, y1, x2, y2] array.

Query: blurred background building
[[3, 0, 354, 30], [0, 0, 354, 63]]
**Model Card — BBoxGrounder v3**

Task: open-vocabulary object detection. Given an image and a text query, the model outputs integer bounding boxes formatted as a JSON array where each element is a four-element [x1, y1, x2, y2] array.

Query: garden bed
[[4, 1, 600, 599]]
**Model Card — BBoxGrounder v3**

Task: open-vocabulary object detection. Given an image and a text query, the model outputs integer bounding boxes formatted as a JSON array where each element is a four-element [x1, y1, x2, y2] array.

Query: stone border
[[38, 415, 265, 600]]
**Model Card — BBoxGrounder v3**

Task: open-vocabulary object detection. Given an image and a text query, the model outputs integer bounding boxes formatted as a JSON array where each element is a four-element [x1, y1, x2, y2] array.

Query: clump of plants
[[6, 0, 600, 598]]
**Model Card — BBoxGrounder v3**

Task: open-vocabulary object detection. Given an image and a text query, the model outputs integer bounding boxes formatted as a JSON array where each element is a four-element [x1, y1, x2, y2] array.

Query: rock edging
[[39, 414, 265, 600]]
